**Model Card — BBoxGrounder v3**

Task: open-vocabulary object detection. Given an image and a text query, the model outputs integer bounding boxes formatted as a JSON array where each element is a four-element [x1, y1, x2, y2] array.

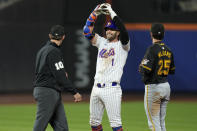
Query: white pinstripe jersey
[[93, 34, 130, 84]]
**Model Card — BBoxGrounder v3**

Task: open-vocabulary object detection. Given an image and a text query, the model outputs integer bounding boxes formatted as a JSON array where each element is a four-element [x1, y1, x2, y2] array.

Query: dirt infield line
[[0, 93, 196, 104]]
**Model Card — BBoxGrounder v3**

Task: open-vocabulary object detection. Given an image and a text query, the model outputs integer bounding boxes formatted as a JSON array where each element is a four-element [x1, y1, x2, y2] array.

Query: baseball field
[[0, 96, 196, 131]]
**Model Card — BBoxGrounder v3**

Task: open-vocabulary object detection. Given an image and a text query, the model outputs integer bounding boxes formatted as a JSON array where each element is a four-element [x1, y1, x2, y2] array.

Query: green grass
[[0, 101, 196, 131]]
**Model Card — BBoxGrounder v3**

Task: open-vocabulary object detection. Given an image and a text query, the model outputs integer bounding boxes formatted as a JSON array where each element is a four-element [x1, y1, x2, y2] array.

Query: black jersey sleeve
[[169, 52, 175, 74], [139, 46, 155, 74], [113, 16, 129, 45], [47, 50, 77, 95]]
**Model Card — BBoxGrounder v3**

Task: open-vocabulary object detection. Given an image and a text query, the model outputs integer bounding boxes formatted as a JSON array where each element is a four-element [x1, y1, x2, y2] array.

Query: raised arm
[[113, 16, 130, 46], [102, 3, 130, 50], [83, 5, 103, 45]]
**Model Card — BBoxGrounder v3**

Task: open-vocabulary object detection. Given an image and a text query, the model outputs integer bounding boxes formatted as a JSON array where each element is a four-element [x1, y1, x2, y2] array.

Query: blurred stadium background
[[0, 0, 197, 93], [0, 0, 196, 131]]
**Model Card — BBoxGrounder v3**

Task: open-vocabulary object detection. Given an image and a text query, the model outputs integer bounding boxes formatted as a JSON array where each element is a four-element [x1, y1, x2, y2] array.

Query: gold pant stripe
[[146, 85, 155, 131]]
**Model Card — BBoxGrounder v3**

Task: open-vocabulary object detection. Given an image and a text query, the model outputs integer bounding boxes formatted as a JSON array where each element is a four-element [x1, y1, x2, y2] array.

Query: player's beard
[[106, 32, 118, 42]]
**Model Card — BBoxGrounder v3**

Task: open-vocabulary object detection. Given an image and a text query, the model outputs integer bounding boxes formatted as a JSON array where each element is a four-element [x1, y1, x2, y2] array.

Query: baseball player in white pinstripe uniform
[[83, 3, 130, 131]]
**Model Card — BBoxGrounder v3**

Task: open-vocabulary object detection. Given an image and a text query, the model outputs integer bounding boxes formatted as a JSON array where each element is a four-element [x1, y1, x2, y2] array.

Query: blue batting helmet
[[104, 20, 119, 31]]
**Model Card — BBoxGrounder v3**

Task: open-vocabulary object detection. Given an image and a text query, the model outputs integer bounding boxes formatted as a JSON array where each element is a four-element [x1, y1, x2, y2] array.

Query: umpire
[[33, 25, 82, 131]]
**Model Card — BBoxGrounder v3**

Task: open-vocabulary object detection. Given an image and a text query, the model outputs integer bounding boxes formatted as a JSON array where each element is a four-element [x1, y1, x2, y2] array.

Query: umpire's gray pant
[[33, 87, 69, 131]]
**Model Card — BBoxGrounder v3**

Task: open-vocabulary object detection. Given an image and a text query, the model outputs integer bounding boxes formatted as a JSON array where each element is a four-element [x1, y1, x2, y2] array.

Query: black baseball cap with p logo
[[151, 23, 165, 40], [50, 25, 65, 40]]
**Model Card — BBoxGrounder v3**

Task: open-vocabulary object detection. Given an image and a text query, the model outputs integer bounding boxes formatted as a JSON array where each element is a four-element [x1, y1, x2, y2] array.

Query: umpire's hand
[[73, 93, 82, 102]]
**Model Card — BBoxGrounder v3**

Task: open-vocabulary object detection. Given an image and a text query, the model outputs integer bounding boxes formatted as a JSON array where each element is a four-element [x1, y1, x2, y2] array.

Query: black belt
[[96, 82, 118, 88]]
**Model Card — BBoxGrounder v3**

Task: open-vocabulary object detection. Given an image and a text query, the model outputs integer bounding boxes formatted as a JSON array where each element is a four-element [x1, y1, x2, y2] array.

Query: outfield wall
[[0, 23, 196, 93]]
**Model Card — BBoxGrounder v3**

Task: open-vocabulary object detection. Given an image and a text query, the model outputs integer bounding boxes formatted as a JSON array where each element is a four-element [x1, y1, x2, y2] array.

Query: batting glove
[[100, 3, 117, 19], [94, 4, 105, 16]]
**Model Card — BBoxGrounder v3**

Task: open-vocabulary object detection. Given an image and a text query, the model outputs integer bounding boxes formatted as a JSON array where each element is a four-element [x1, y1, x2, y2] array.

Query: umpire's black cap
[[50, 25, 65, 40], [151, 23, 165, 40]]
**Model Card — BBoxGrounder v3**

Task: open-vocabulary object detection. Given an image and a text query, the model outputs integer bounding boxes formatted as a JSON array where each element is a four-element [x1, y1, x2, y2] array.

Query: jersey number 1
[[157, 59, 171, 75], [112, 58, 114, 66]]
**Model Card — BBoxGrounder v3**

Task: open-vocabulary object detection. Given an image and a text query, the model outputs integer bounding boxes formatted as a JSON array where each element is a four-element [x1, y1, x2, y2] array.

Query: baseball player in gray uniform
[[83, 3, 130, 131], [139, 23, 175, 131]]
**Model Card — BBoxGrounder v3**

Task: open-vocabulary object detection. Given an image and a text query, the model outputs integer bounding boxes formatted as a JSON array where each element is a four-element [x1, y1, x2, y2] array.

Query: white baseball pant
[[90, 84, 122, 128]]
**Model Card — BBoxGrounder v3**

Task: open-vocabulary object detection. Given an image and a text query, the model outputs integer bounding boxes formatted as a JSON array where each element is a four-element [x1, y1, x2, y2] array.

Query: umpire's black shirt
[[33, 41, 77, 95]]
